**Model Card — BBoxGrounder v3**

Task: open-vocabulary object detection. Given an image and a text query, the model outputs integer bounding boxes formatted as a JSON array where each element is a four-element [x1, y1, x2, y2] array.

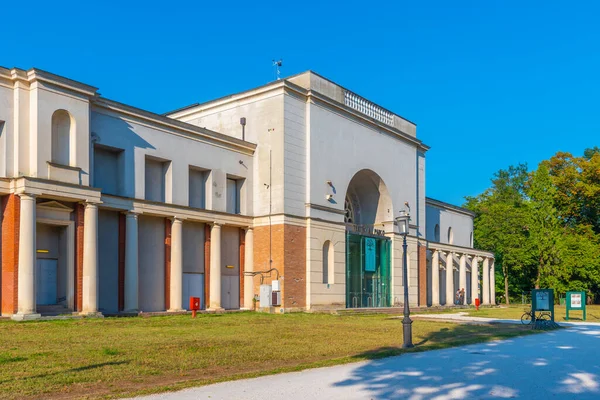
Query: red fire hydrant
[[189, 297, 201, 318], [475, 298, 480, 311]]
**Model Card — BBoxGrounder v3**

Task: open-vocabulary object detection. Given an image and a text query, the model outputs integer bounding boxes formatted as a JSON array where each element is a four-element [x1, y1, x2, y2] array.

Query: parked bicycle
[[520, 308, 551, 325]]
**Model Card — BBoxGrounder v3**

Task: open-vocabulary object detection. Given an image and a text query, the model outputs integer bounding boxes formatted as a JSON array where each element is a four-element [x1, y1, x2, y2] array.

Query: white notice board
[[571, 293, 582, 308]]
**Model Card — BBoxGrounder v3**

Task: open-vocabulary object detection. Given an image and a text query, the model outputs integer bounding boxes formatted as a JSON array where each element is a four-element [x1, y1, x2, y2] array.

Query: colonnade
[[12, 193, 254, 320], [430, 248, 495, 307], [117, 215, 256, 313]]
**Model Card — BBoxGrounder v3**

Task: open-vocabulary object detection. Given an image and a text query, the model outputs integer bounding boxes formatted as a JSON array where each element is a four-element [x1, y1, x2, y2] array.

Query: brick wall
[[253, 223, 306, 309], [74, 203, 85, 312], [283, 225, 306, 309], [418, 243, 427, 307], [1, 194, 20, 315]]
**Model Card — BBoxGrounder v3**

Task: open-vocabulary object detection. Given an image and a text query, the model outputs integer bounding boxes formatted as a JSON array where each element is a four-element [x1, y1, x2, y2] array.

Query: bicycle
[[521, 309, 551, 325]]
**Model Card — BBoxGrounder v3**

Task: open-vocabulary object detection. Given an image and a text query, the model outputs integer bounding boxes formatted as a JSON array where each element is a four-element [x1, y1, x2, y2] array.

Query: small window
[[226, 177, 245, 214], [145, 156, 170, 203], [189, 167, 209, 209], [434, 224, 440, 242], [51, 110, 74, 166], [448, 227, 454, 244], [94, 145, 123, 195], [322, 241, 334, 284]]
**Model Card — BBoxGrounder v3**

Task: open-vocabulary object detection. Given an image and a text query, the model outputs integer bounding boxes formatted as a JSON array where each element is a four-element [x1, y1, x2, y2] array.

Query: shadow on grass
[[0, 361, 129, 384]]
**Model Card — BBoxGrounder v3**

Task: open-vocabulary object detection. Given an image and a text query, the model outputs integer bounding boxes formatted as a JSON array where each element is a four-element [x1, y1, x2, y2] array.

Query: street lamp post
[[396, 210, 413, 348]]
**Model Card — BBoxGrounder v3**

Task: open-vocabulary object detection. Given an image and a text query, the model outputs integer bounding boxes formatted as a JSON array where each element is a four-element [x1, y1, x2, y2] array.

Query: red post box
[[189, 297, 201, 318], [475, 298, 480, 311]]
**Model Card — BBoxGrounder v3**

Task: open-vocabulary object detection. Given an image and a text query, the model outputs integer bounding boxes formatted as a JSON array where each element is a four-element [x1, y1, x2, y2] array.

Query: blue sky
[[2, 1, 598, 206]]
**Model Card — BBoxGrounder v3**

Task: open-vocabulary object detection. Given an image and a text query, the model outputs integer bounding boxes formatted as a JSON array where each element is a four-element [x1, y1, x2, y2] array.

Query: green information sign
[[532, 289, 555, 322], [565, 291, 587, 321]]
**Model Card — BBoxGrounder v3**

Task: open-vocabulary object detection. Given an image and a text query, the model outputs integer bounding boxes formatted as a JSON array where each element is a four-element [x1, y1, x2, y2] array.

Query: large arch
[[343, 169, 393, 308], [344, 169, 394, 226]]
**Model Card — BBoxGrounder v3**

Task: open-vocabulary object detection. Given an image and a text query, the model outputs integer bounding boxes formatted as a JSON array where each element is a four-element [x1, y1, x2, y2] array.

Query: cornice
[[92, 97, 257, 156], [426, 197, 476, 217]]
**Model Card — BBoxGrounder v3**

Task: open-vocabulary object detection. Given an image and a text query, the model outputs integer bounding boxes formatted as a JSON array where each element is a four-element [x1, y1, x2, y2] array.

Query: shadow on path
[[334, 326, 600, 399]]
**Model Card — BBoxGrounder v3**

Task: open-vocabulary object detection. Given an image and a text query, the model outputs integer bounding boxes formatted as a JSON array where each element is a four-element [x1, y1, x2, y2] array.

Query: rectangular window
[[145, 156, 170, 203], [93, 145, 123, 195], [226, 178, 243, 214], [189, 167, 209, 209]]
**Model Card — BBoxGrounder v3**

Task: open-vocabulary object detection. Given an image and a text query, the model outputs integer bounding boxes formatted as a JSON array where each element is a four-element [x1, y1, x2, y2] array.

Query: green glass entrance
[[346, 232, 391, 308]]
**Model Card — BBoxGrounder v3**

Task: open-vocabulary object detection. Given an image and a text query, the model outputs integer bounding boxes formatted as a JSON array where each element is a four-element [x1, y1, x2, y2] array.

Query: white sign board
[[536, 292, 550, 310], [571, 293, 582, 308]]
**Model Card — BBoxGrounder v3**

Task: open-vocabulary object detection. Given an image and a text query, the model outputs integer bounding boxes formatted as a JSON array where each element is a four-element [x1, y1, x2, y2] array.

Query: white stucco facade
[[0, 66, 494, 320]]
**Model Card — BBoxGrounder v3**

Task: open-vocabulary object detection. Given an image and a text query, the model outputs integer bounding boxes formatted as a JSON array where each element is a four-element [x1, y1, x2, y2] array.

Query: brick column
[[1, 194, 20, 315]]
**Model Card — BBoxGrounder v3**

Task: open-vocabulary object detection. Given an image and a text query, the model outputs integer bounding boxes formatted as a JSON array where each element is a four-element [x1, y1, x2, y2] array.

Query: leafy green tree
[[465, 164, 534, 304]]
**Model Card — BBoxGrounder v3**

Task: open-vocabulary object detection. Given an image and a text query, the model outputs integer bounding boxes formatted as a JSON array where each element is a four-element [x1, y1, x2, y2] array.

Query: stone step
[[37, 305, 72, 316]]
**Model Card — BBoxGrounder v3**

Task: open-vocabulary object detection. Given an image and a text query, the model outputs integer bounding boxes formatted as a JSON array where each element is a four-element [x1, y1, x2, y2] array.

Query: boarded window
[[189, 168, 209, 209], [94, 145, 123, 195]]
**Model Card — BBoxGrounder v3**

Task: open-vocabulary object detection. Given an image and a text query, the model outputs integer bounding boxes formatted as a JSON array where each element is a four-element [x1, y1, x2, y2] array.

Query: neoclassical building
[[0, 67, 495, 320]]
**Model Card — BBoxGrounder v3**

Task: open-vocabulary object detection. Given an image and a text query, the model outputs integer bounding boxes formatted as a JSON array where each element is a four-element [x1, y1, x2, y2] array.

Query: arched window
[[434, 224, 440, 242], [322, 241, 334, 284], [51, 110, 73, 166], [448, 227, 454, 244]]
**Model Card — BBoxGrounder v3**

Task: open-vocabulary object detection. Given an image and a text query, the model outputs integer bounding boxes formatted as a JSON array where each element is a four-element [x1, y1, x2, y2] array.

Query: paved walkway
[[413, 311, 600, 327], [132, 325, 600, 400]]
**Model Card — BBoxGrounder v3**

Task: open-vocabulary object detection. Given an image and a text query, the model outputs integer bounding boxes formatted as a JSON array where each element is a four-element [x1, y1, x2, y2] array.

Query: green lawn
[[0, 312, 538, 399], [421, 304, 600, 322]]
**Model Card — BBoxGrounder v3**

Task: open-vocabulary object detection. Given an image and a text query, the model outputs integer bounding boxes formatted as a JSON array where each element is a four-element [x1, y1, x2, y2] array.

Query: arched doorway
[[344, 170, 393, 308]]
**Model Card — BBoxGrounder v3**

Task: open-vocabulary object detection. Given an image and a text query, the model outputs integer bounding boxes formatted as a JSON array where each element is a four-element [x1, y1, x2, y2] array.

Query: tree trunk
[[504, 273, 510, 305], [535, 256, 542, 289]]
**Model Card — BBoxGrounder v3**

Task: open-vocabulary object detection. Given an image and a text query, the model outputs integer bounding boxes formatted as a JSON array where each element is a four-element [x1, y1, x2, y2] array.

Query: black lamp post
[[396, 211, 413, 348]]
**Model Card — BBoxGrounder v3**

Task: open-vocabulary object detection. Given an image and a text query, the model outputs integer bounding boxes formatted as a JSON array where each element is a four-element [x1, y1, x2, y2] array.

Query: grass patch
[[419, 304, 600, 322], [0, 312, 537, 399]]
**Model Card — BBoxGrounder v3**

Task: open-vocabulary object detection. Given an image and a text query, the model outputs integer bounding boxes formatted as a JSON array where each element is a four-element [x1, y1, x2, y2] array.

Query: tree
[[526, 163, 561, 289], [465, 164, 534, 304]]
